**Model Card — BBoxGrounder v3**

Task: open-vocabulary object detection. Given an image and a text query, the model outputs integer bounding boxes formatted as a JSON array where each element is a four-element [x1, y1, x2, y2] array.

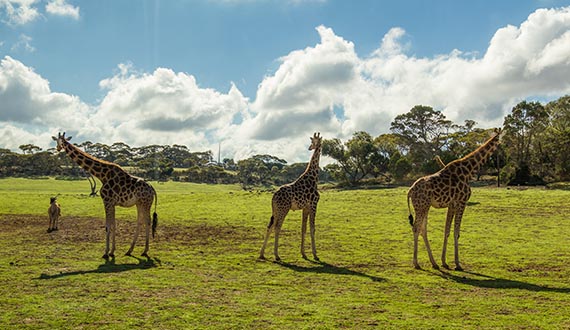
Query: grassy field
[[1, 177, 569, 329]]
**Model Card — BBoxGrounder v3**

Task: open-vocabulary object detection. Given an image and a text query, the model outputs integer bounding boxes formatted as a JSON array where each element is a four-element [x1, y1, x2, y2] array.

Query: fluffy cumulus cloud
[[0, 56, 88, 129], [2, 7, 570, 162], [0, 0, 79, 25], [0, 0, 40, 25], [91, 63, 249, 150], [45, 0, 79, 20]]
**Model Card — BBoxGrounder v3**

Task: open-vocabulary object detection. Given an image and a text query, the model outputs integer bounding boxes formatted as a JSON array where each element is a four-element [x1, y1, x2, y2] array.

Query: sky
[[2, 0, 570, 163]]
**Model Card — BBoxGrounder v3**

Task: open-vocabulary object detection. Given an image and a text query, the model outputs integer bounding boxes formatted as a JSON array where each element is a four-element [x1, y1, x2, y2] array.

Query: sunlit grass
[[0, 178, 569, 328]]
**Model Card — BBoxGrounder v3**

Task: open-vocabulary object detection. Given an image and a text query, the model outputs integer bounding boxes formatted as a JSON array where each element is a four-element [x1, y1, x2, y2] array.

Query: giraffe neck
[[61, 139, 119, 182], [447, 133, 500, 178], [300, 145, 321, 182]]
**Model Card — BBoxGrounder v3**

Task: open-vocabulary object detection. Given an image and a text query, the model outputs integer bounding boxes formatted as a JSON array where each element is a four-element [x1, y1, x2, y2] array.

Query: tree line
[[1, 95, 570, 187]]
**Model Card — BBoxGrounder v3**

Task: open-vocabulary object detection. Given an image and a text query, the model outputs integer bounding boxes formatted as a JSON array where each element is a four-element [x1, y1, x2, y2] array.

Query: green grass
[[1, 178, 570, 329]]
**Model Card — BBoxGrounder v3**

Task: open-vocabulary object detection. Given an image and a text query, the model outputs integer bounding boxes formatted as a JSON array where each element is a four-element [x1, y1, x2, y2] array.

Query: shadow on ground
[[37, 256, 159, 280], [437, 270, 570, 293], [276, 260, 385, 282]]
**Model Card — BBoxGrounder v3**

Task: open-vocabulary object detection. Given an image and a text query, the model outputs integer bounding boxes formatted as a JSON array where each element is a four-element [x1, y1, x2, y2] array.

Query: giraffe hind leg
[[441, 207, 455, 269], [301, 209, 309, 259], [259, 215, 275, 260]]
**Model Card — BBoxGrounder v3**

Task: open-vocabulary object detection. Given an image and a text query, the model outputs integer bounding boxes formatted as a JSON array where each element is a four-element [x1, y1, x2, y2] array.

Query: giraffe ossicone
[[407, 128, 502, 270], [259, 132, 323, 262], [52, 132, 158, 259]]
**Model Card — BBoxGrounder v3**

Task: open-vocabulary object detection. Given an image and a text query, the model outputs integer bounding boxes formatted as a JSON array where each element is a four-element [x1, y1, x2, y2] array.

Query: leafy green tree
[[322, 131, 382, 185], [390, 105, 454, 173], [502, 100, 549, 184], [542, 95, 570, 180]]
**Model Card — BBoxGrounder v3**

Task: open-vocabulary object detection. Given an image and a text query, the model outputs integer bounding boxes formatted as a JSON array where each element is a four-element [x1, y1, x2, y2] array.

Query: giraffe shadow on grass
[[37, 256, 159, 280], [277, 260, 385, 282], [436, 270, 570, 293]]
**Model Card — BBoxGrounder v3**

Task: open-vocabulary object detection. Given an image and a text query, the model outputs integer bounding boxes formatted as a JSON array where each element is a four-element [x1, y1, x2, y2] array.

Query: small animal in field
[[259, 132, 323, 262], [47, 197, 61, 233]]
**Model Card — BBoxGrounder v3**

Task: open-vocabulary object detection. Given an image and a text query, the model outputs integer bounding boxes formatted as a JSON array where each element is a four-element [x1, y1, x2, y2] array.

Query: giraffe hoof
[[102, 254, 110, 260], [258, 255, 266, 261], [431, 264, 440, 270], [108, 253, 115, 258], [141, 252, 149, 258], [275, 256, 281, 262], [442, 264, 451, 270], [125, 251, 132, 257], [314, 256, 320, 262], [455, 266, 464, 271], [414, 264, 421, 270]]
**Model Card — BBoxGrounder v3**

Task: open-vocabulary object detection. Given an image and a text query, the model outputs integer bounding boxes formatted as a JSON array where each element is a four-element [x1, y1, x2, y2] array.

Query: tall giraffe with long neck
[[52, 132, 158, 259], [407, 128, 501, 270], [260, 132, 322, 261]]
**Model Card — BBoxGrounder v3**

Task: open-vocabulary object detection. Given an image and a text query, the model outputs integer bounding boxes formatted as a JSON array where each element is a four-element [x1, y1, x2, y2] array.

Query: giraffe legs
[[260, 211, 288, 261], [412, 209, 438, 269], [259, 216, 274, 260], [126, 203, 147, 257], [273, 216, 285, 261], [441, 206, 455, 269], [301, 208, 309, 259], [103, 204, 116, 260], [453, 205, 466, 271], [309, 203, 319, 261]]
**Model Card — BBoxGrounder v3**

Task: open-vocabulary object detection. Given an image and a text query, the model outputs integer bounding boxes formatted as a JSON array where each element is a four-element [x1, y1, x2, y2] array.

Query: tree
[[19, 144, 42, 155], [390, 105, 454, 173], [502, 100, 549, 184], [542, 95, 570, 180], [322, 131, 381, 185]]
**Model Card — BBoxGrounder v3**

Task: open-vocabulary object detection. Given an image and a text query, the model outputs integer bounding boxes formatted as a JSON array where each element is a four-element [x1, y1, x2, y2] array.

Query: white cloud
[[0, 0, 40, 25], [45, 0, 79, 20], [10, 33, 35, 52], [92, 64, 249, 150], [0, 56, 89, 147], [2, 7, 570, 163]]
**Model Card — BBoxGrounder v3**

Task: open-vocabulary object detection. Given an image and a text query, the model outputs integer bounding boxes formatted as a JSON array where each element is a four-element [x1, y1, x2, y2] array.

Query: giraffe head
[[50, 196, 57, 204], [51, 132, 72, 151], [309, 132, 322, 151]]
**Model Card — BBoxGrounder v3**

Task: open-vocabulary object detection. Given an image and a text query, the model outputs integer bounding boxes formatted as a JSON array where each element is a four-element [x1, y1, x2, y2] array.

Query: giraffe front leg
[[301, 208, 309, 259], [103, 204, 115, 260], [441, 207, 455, 269]]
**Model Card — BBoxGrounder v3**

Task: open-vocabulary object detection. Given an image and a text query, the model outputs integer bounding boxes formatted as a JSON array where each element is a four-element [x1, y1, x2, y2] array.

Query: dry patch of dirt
[[0, 214, 259, 246]]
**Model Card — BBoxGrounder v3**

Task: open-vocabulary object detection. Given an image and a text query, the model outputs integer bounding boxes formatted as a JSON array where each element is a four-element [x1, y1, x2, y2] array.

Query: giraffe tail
[[407, 191, 414, 227], [152, 185, 158, 239]]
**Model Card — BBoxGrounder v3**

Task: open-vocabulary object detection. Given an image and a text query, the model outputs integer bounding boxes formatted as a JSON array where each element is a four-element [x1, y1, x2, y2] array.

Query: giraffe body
[[52, 132, 158, 259], [260, 132, 322, 261], [407, 128, 501, 270], [47, 197, 61, 232]]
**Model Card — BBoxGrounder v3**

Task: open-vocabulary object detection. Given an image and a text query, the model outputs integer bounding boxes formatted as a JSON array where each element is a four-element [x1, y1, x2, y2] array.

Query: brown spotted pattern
[[407, 128, 502, 270], [52, 132, 157, 259], [259, 132, 322, 261]]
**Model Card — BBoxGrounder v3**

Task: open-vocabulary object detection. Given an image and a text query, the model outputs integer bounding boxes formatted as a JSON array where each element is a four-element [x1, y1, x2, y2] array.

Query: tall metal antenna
[[218, 142, 221, 165]]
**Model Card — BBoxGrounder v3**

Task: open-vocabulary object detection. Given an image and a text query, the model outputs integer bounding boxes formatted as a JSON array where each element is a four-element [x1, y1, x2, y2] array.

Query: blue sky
[[2, 0, 570, 161]]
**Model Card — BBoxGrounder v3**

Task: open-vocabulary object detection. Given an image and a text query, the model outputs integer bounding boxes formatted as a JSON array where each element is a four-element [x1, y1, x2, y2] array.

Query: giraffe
[[47, 196, 61, 232], [407, 128, 502, 270], [52, 132, 158, 259], [259, 132, 322, 262]]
